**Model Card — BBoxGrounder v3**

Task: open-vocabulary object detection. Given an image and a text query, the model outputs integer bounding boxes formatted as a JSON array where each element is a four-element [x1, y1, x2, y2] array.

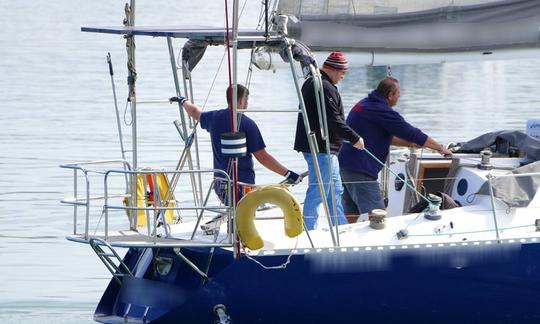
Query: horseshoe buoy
[[236, 185, 303, 250]]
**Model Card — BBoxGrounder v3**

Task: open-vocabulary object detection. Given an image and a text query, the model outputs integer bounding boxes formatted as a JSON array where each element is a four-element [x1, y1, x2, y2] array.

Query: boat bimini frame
[[61, 3, 344, 250]]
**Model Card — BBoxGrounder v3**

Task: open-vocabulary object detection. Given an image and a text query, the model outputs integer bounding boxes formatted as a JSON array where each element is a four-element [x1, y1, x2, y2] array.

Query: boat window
[[416, 160, 453, 195]]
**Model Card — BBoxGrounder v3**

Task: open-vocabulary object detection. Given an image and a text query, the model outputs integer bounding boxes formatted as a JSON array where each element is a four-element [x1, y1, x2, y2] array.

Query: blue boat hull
[[95, 240, 540, 323]]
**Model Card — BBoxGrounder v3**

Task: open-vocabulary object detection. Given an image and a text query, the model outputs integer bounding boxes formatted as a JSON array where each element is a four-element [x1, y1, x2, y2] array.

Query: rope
[[298, 177, 462, 186], [242, 236, 299, 270], [407, 224, 535, 237], [363, 148, 432, 204], [402, 211, 426, 231], [123, 100, 132, 126]]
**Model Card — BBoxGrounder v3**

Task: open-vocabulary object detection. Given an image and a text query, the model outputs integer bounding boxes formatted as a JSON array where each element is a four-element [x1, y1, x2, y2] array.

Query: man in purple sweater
[[338, 77, 452, 223]]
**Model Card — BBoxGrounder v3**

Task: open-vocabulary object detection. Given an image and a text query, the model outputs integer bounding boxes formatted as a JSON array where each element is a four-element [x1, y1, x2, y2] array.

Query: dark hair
[[226, 84, 249, 106], [376, 77, 399, 99]]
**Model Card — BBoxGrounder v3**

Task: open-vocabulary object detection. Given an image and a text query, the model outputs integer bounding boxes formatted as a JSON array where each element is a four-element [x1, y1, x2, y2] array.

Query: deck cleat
[[424, 194, 442, 221]]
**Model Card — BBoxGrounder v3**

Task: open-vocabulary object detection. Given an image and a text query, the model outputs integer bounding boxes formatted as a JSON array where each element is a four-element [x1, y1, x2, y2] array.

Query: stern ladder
[[89, 238, 133, 285]]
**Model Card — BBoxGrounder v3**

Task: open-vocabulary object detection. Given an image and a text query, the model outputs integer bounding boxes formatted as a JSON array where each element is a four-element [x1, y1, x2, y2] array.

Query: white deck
[[69, 192, 540, 253], [65, 153, 540, 255]]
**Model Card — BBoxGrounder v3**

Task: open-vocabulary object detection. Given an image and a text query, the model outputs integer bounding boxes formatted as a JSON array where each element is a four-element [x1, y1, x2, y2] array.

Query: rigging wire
[[245, 49, 254, 88], [256, 0, 268, 30], [224, 0, 233, 91], [202, 50, 228, 110], [363, 148, 432, 204], [239, 0, 249, 18]]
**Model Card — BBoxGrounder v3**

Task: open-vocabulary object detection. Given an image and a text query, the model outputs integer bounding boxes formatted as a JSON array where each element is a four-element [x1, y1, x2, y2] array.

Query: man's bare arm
[[181, 100, 202, 121], [392, 136, 452, 157], [252, 149, 288, 176]]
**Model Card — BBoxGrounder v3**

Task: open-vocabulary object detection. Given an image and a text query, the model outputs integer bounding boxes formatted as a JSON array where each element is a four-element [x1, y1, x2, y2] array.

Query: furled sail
[[277, 0, 540, 64]]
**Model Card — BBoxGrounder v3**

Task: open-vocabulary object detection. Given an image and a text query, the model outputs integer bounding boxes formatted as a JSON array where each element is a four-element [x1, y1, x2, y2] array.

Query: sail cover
[[477, 161, 540, 207], [277, 0, 540, 52], [454, 130, 540, 161]]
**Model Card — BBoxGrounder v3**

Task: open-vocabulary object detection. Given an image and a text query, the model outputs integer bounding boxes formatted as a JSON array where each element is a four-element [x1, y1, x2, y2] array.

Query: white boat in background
[[61, 0, 540, 322], [280, 0, 540, 65]]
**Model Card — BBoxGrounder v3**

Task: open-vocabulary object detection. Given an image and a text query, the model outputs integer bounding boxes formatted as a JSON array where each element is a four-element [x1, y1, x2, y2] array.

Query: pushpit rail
[[60, 160, 132, 239], [60, 160, 234, 248]]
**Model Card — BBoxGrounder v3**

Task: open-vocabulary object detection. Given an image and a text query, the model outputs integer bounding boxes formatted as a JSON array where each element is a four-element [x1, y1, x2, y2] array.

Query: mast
[[232, 0, 239, 134], [224, 0, 241, 256], [125, 0, 136, 170], [125, 0, 138, 230], [231, 0, 240, 257]]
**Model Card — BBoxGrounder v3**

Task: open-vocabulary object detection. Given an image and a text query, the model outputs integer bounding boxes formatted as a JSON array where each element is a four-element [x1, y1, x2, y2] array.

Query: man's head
[[321, 51, 348, 85], [376, 77, 400, 107], [226, 84, 250, 109]]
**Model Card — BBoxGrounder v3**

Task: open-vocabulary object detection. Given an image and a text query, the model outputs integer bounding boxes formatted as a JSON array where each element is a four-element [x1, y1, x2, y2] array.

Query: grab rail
[[60, 161, 234, 247], [61, 160, 132, 238]]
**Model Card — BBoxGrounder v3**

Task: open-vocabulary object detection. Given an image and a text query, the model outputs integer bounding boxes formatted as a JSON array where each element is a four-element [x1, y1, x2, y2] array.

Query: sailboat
[[61, 0, 540, 322]]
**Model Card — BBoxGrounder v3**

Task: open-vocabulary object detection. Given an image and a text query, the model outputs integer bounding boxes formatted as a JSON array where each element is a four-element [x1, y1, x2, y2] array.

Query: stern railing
[[60, 160, 234, 247]]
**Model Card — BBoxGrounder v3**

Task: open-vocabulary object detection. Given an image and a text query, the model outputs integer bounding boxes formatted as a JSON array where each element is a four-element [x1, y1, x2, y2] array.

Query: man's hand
[[169, 95, 187, 105], [353, 137, 365, 150], [284, 170, 301, 184], [438, 144, 453, 157]]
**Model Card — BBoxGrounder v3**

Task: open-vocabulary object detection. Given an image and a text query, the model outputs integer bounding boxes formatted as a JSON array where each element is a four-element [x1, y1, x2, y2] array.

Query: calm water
[[1, 1, 540, 322]]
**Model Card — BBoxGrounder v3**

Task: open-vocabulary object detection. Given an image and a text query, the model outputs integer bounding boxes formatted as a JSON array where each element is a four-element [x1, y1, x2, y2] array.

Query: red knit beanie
[[323, 51, 348, 71]]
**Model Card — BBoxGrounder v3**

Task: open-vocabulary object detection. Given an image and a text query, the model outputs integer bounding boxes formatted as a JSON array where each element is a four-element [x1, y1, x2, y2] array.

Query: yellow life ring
[[122, 173, 176, 227], [236, 185, 303, 250]]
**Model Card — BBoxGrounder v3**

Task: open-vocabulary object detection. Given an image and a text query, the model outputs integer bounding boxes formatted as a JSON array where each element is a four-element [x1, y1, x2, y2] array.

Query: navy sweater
[[338, 90, 428, 178]]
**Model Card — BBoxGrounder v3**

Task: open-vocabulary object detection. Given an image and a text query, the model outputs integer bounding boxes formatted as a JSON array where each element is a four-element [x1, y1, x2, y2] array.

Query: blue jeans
[[214, 178, 251, 206], [303, 153, 347, 230], [341, 168, 385, 215]]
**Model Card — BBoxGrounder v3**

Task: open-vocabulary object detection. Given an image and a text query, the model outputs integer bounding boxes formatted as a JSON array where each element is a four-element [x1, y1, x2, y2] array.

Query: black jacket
[[293, 70, 360, 154]]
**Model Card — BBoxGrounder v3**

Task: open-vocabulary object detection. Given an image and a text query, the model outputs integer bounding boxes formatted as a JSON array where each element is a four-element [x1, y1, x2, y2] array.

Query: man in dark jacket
[[294, 52, 364, 230], [338, 77, 452, 223]]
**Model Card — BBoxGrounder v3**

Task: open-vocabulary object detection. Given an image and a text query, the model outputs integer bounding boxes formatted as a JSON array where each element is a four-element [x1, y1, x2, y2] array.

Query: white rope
[[123, 100, 132, 126], [242, 236, 299, 270]]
